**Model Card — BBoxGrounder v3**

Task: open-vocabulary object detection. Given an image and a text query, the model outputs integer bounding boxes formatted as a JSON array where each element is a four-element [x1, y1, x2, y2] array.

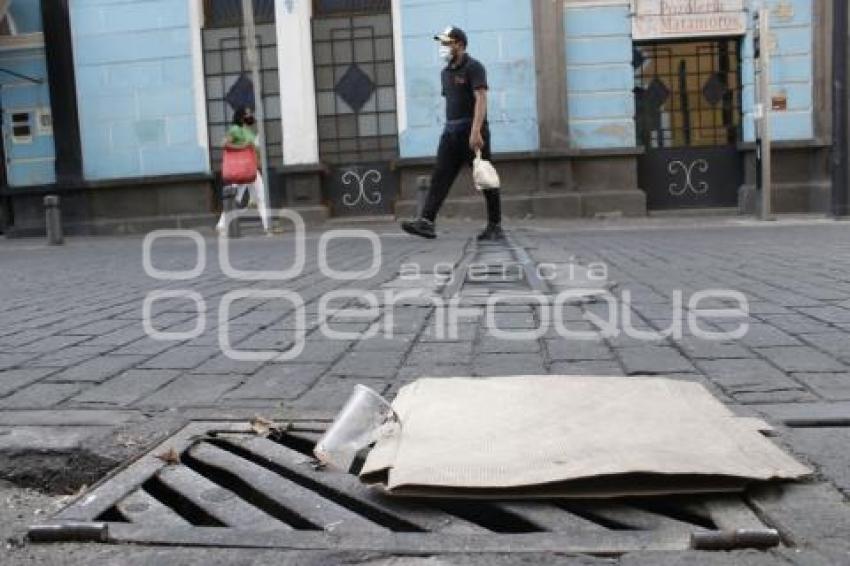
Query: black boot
[[477, 223, 505, 241], [401, 218, 437, 239]]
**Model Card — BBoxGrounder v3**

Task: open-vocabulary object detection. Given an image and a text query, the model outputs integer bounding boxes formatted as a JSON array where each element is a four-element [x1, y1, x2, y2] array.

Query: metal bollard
[[221, 186, 240, 238], [44, 195, 63, 245], [415, 175, 431, 219]]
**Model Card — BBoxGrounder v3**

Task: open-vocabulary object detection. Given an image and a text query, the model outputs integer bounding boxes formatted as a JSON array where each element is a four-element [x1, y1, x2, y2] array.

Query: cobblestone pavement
[[1, 216, 850, 564]]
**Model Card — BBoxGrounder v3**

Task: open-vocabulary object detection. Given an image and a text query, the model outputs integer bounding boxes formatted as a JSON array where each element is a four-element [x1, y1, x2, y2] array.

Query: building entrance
[[634, 39, 743, 209]]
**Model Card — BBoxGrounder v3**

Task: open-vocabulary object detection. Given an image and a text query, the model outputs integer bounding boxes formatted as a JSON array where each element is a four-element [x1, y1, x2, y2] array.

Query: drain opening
[[180, 444, 321, 530], [48, 421, 787, 554], [430, 501, 541, 533], [206, 437, 425, 532], [136, 476, 225, 527]]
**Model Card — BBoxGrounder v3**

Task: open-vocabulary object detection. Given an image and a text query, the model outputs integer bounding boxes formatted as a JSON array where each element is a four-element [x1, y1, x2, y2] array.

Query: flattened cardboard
[[360, 376, 810, 498]]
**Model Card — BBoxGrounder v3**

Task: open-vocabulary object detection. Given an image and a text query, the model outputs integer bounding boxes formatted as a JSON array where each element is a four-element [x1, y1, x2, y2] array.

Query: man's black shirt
[[441, 53, 488, 121]]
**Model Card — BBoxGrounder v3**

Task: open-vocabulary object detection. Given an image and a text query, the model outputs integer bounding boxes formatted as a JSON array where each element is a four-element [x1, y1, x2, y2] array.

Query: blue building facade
[[0, 0, 837, 235]]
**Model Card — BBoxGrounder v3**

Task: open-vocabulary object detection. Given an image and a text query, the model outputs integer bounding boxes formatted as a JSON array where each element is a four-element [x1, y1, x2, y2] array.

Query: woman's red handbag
[[222, 146, 258, 184]]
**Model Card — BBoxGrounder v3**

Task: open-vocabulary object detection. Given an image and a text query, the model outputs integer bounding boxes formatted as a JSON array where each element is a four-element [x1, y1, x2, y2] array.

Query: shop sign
[[633, 1, 747, 40]]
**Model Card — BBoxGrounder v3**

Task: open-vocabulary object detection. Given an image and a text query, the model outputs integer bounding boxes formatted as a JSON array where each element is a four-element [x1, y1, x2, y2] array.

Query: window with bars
[[203, 0, 275, 28], [634, 39, 742, 149], [312, 13, 398, 164], [202, 23, 281, 172], [313, 0, 391, 16]]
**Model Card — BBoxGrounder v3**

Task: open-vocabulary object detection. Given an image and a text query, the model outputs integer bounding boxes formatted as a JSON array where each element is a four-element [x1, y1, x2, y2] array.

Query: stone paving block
[[139, 346, 218, 370], [11, 335, 90, 354], [486, 312, 539, 330], [189, 354, 268, 375], [224, 364, 328, 401], [673, 337, 752, 359], [715, 323, 803, 347], [543, 320, 598, 339], [797, 306, 850, 325], [71, 369, 180, 406], [289, 340, 355, 364], [136, 374, 243, 407], [45, 355, 147, 383], [185, 324, 256, 347], [396, 364, 473, 380], [473, 354, 546, 376], [797, 332, 850, 363], [792, 373, 850, 401], [79, 325, 150, 347], [419, 322, 478, 342], [731, 389, 820, 404], [63, 318, 136, 336], [616, 346, 696, 374], [0, 383, 81, 408], [406, 342, 473, 365], [24, 345, 120, 368], [0, 353, 37, 371], [785, 429, 850, 494], [291, 376, 389, 411], [109, 337, 175, 356], [351, 335, 414, 352], [329, 352, 400, 379], [545, 337, 614, 361], [476, 337, 541, 354], [696, 358, 806, 395], [746, 302, 795, 315], [0, 368, 56, 397], [756, 346, 846, 373], [0, 329, 55, 348], [758, 314, 836, 335], [548, 361, 626, 376]]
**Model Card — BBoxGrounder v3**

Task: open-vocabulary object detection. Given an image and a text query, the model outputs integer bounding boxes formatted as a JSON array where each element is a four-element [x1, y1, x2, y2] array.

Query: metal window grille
[[313, 0, 391, 16], [312, 12, 399, 164], [203, 0, 275, 29], [201, 23, 281, 173], [634, 39, 742, 149]]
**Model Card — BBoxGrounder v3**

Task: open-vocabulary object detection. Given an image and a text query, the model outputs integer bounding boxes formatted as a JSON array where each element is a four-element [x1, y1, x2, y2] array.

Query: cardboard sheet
[[360, 376, 810, 498]]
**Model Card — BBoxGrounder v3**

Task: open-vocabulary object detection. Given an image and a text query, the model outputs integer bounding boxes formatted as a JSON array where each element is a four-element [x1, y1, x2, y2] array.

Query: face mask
[[439, 45, 453, 63]]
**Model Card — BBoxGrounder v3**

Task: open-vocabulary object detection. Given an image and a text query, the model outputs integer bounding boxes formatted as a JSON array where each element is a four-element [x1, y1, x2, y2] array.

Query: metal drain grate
[[441, 233, 550, 304], [31, 421, 783, 554]]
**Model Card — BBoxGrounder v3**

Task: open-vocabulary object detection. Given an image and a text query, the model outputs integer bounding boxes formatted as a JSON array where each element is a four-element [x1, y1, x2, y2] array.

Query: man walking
[[401, 26, 503, 241]]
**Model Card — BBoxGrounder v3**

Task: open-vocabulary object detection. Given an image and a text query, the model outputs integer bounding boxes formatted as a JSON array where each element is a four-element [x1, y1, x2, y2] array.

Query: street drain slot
[[37, 421, 784, 555]]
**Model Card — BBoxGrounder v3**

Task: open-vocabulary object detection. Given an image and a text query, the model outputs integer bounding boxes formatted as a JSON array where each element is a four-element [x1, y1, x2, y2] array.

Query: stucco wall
[[70, 0, 208, 180], [742, 0, 814, 141], [397, 0, 539, 158], [564, 2, 636, 149]]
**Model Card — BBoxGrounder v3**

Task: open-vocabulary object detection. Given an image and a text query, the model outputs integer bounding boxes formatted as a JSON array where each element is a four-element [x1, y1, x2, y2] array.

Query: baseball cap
[[434, 26, 468, 46]]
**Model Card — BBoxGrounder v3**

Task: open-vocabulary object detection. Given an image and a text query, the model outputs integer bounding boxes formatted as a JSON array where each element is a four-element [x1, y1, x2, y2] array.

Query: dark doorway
[[634, 39, 743, 209], [312, 7, 399, 217]]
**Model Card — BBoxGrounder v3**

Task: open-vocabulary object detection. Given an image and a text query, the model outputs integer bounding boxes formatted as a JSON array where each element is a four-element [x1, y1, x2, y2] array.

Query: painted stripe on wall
[[277, 0, 319, 165]]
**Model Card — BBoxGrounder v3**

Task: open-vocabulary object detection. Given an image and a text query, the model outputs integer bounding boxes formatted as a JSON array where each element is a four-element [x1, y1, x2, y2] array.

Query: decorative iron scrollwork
[[668, 159, 710, 196], [341, 169, 383, 207]]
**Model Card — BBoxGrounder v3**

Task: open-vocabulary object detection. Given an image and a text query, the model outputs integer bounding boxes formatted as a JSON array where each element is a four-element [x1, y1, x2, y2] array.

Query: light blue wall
[[70, 0, 208, 180], [562, 0, 814, 148], [564, 3, 635, 149], [0, 47, 56, 187], [398, 0, 539, 158], [742, 0, 814, 141]]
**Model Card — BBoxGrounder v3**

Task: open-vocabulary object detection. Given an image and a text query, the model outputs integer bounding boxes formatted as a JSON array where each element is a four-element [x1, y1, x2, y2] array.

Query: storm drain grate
[[30, 421, 786, 554], [441, 233, 551, 304]]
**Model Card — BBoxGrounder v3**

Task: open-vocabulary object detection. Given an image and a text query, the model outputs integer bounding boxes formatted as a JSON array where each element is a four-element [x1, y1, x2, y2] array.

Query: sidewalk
[[1, 216, 849, 564]]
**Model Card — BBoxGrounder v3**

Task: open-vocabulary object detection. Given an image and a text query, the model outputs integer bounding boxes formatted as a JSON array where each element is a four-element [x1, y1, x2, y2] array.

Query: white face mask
[[438, 45, 453, 63]]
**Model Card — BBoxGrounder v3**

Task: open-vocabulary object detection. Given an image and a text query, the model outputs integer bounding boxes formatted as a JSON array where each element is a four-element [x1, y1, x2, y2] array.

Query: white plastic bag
[[473, 149, 500, 191]]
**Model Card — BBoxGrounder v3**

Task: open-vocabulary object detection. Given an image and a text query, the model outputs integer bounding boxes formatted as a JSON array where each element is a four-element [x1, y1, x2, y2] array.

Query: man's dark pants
[[421, 123, 501, 226]]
